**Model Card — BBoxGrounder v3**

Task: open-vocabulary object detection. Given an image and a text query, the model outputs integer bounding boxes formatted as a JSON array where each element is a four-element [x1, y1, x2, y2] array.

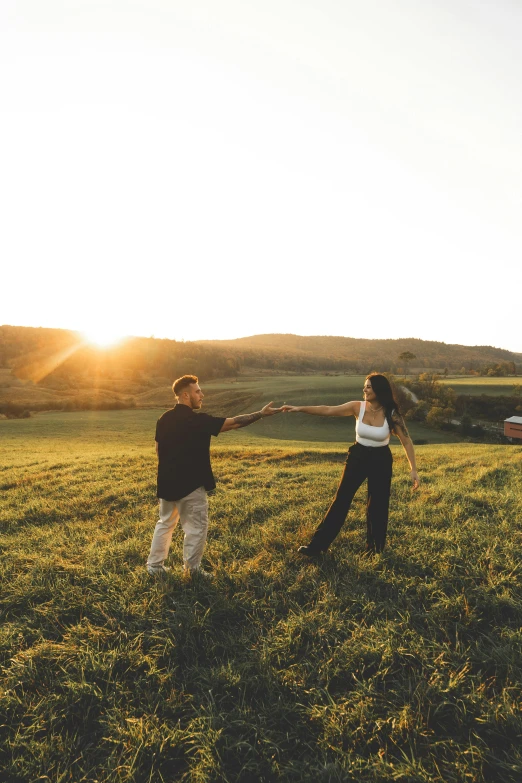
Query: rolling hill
[[197, 333, 522, 371]]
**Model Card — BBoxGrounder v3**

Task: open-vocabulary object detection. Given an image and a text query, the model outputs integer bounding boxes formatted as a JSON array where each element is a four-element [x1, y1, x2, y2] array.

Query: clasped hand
[[261, 401, 283, 416]]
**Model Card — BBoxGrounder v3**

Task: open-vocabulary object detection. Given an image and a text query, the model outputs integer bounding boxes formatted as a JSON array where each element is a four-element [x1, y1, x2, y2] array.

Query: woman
[[282, 373, 420, 556]]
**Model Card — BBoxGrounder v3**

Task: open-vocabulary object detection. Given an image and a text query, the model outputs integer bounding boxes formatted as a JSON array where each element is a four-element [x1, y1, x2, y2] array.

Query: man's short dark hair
[[173, 375, 199, 396]]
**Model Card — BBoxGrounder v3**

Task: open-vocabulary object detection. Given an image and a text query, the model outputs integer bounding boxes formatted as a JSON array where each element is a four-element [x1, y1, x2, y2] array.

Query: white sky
[[1, 0, 521, 352]]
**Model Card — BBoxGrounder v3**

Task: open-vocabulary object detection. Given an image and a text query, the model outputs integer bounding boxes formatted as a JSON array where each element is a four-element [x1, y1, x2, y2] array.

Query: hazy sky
[[1, 0, 521, 351]]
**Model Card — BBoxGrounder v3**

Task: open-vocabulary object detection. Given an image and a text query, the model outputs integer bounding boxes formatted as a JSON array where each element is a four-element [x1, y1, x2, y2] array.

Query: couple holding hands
[[146, 373, 419, 578]]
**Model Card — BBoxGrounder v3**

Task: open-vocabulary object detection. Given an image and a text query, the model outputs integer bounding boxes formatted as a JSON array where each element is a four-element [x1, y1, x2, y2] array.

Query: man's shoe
[[146, 564, 171, 577], [298, 545, 324, 557], [184, 567, 213, 580]]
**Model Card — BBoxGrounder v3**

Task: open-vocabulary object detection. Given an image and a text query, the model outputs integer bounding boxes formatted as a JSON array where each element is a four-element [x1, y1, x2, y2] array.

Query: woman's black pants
[[308, 442, 393, 554]]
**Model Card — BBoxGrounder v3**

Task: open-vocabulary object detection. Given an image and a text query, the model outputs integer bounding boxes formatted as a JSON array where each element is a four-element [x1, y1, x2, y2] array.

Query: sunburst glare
[[81, 328, 126, 349]]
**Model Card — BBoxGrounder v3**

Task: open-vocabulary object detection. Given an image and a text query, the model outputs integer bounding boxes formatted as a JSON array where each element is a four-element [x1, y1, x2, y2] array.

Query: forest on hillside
[[1, 326, 520, 386], [0, 325, 241, 385], [197, 334, 522, 374]]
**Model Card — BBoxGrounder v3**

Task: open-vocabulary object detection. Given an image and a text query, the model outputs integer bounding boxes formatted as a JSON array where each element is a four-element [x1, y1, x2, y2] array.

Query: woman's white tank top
[[355, 401, 391, 447]]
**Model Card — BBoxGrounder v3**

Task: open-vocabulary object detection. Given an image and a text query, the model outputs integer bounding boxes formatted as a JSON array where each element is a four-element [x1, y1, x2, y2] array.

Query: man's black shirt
[[155, 404, 226, 501]]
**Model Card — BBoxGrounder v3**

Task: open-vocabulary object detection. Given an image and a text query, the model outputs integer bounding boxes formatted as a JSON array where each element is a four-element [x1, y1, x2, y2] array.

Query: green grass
[[1, 414, 522, 781], [1, 387, 461, 446], [439, 376, 519, 396]]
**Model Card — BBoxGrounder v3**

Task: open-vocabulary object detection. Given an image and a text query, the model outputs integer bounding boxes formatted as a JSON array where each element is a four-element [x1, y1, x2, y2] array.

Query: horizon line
[[1, 323, 521, 356]]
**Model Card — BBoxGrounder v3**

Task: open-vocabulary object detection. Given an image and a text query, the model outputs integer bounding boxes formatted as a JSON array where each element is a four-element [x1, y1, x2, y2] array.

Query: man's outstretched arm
[[220, 401, 280, 432]]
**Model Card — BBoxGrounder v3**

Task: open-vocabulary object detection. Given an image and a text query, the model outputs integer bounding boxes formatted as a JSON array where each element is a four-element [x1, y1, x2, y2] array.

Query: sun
[[81, 327, 125, 349]]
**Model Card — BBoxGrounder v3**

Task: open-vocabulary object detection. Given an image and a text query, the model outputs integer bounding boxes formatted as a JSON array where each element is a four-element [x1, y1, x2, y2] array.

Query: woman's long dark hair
[[365, 373, 401, 434]]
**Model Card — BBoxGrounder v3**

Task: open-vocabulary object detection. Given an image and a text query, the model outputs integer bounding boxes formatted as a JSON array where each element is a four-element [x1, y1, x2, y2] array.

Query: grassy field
[[3, 368, 518, 431], [438, 376, 520, 397], [1, 413, 522, 782], [2, 376, 462, 444]]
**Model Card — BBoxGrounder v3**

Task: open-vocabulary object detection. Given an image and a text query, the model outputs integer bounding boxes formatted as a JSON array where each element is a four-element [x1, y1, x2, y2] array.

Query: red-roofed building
[[504, 416, 522, 440]]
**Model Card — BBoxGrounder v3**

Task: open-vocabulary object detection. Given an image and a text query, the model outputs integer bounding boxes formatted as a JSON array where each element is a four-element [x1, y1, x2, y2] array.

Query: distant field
[[1, 415, 521, 781], [1, 386, 461, 446], [439, 376, 519, 396], [3, 368, 518, 427], [202, 376, 460, 444]]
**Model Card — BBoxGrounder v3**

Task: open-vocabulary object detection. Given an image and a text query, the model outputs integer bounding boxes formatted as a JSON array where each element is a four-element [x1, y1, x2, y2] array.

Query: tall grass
[[1, 415, 522, 781]]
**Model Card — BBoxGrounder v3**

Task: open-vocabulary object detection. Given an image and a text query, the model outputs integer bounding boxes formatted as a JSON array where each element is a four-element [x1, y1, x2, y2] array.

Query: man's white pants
[[147, 486, 209, 571]]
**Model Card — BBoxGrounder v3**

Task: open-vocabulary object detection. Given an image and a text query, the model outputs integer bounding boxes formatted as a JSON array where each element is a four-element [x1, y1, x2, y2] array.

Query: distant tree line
[[402, 374, 458, 429], [454, 394, 522, 421], [1, 327, 520, 400], [196, 334, 522, 374], [0, 403, 32, 419], [476, 361, 517, 377], [401, 373, 522, 440]]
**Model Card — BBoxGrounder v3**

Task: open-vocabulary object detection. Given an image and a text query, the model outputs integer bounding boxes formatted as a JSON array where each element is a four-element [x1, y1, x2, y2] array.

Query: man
[[146, 375, 280, 578]]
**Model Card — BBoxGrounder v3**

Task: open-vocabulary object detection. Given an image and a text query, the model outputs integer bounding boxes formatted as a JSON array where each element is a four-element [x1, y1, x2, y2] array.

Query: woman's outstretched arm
[[281, 401, 360, 417], [392, 412, 420, 489]]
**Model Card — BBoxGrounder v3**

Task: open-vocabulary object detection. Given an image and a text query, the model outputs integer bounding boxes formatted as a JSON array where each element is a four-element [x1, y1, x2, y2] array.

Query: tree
[[405, 399, 429, 422], [415, 372, 441, 401], [426, 406, 445, 428], [460, 414, 473, 435], [442, 406, 456, 424], [176, 358, 199, 376], [398, 351, 416, 374]]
